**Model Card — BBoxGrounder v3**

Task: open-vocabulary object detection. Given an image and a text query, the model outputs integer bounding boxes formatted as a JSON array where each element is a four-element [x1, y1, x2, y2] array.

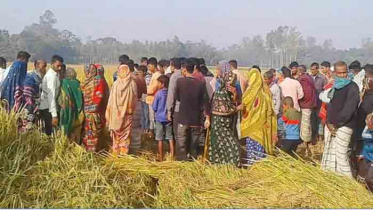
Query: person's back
[[279, 76, 304, 112], [280, 97, 301, 158], [298, 73, 316, 109], [176, 77, 205, 126]]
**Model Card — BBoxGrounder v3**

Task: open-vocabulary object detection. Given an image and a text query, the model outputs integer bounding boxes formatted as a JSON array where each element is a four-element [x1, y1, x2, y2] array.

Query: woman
[[106, 64, 137, 155], [206, 60, 241, 166], [1, 60, 27, 112], [59, 67, 84, 143], [81, 64, 107, 152], [240, 68, 277, 166]]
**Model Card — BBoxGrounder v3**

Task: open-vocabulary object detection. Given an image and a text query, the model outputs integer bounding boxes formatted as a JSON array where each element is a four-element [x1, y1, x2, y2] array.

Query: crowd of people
[[1, 51, 373, 190]]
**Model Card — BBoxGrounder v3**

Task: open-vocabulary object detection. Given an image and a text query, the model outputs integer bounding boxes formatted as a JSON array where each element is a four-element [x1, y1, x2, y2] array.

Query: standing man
[[20, 60, 47, 133], [1, 51, 31, 111], [310, 62, 328, 143], [349, 60, 365, 94], [146, 57, 162, 135], [229, 59, 248, 93], [263, 71, 281, 117], [278, 66, 304, 112], [39, 55, 64, 136], [297, 65, 317, 153], [167, 58, 182, 146], [175, 58, 210, 161], [321, 61, 360, 178], [0, 57, 7, 88], [321, 61, 333, 82], [289, 61, 299, 79]]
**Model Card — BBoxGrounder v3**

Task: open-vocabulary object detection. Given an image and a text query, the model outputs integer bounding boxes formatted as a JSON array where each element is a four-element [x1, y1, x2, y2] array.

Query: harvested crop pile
[[0, 108, 373, 208]]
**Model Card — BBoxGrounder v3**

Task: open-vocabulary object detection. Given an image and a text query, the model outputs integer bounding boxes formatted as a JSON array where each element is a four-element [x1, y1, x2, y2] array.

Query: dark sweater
[[354, 91, 373, 138], [298, 74, 317, 109], [175, 76, 210, 126], [327, 82, 360, 128]]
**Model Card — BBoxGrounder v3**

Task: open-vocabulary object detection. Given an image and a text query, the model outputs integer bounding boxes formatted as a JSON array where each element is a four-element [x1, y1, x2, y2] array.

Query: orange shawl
[[105, 65, 137, 131]]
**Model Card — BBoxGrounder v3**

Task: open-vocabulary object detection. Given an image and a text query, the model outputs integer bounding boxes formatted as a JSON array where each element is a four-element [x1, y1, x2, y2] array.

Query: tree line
[[1, 10, 373, 68]]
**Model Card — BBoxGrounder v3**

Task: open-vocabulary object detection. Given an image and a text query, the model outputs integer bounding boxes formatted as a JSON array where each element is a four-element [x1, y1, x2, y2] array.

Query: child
[[152, 75, 174, 161], [358, 113, 373, 191], [138, 65, 150, 132], [280, 97, 302, 158]]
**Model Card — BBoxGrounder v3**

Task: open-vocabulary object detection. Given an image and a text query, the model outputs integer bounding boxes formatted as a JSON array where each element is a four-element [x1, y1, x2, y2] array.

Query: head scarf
[[95, 64, 105, 77], [66, 67, 77, 79], [217, 60, 231, 76], [240, 68, 277, 155], [60, 67, 83, 136], [105, 65, 137, 131], [1, 61, 27, 112]]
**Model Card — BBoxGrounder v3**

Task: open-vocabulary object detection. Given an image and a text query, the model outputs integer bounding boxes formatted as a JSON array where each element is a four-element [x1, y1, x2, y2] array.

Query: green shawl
[[59, 78, 83, 136]]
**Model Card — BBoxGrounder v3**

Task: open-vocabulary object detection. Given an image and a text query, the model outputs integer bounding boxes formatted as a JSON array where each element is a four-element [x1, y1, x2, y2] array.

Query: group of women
[[207, 60, 277, 166]]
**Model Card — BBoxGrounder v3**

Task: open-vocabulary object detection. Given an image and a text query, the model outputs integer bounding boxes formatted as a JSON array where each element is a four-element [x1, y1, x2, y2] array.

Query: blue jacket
[[152, 88, 169, 123], [280, 108, 301, 140]]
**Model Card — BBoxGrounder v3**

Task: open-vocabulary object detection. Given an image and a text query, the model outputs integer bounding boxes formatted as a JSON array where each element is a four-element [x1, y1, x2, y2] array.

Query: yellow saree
[[240, 69, 277, 155]]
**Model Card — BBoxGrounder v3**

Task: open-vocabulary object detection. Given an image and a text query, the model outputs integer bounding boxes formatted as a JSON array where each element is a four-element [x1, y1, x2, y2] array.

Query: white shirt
[[39, 68, 60, 117], [270, 82, 281, 116], [0, 65, 11, 97], [353, 69, 365, 93]]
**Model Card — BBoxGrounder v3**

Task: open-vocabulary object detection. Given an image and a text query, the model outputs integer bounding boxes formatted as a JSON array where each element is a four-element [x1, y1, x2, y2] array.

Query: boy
[[152, 75, 174, 161], [146, 57, 162, 135], [138, 65, 150, 132], [280, 97, 302, 158]]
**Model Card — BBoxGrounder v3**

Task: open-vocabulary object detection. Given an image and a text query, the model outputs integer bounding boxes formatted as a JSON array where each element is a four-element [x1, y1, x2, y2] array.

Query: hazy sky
[[1, 0, 373, 49]]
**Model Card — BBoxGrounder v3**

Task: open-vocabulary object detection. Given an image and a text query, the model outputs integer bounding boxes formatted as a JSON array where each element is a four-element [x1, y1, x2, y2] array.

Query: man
[[297, 65, 317, 153], [289, 61, 299, 79], [141, 57, 148, 66], [310, 62, 328, 143], [322, 61, 360, 178], [129, 60, 147, 155], [199, 58, 214, 77], [321, 61, 333, 82], [146, 57, 162, 134], [175, 58, 210, 161], [20, 60, 47, 133], [263, 71, 281, 117], [39, 55, 64, 135], [229, 59, 248, 93], [167, 58, 182, 147], [0, 57, 7, 88], [349, 60, 365, 94], [113, 54, 130, 82], [1, 51, 31, 111], [278, 66, 304, 112]]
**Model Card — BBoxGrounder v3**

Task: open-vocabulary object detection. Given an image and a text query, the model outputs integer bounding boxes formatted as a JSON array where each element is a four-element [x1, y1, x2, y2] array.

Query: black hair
[[298, 65, 307, 73], [269, 68, 276, 74], [119, 54, 130, 65], [282, 96, 294, 108], [321, 61, 331, 68], [127, 59, 135, 72], [311, 62, 319, 69], [289, 61, 299, 69], [17, 51, 31, 60], [134, 63, 139, 69], [0, 57, 6, 68], [148, 57, 158, 67], [185, 58, 195, 74], [171, 57, 181, 69], [158, 59, 170, 68], [51, 55, 64, 63], [252, 65, 261, 72], [138, 65, 147, 73], [229, 60, 238, 69], [189, 57, 200, 70], [198, 58, 206, 65], [349, 60, 361, 71], [141, 57, 148, 63], [264, 71, 274, 79], [281, 66, 292, 78], [364, 64, 373, 75], [157, 75, 170, 88], [34, 60, 47, 68]]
